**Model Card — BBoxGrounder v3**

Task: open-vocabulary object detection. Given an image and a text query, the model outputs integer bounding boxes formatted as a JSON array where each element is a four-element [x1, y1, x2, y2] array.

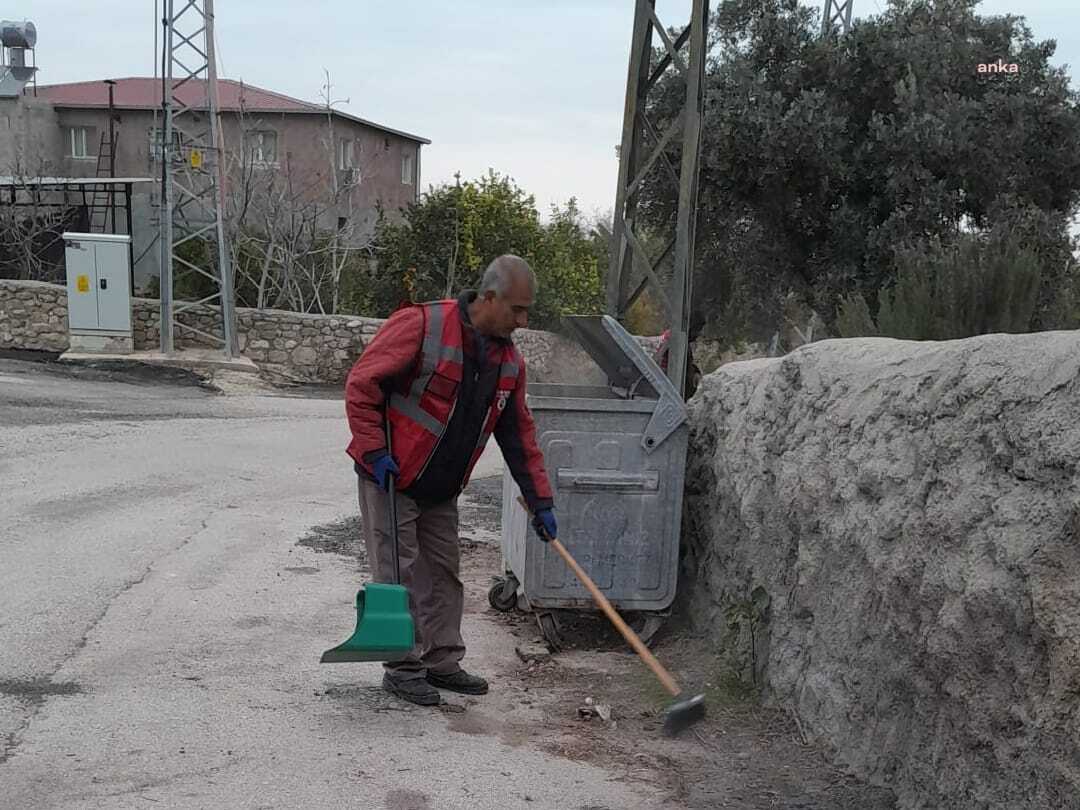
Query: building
[[2, 76, 429, 290]]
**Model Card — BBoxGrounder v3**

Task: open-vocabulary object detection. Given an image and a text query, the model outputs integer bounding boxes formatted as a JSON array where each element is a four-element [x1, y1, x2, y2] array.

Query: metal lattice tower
[[159, 0, 237, 357], [821, 0, 854, 36], [607, 0, 709, 399]]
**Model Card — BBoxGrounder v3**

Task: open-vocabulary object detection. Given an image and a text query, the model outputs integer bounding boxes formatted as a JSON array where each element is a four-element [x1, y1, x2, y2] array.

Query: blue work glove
[[532, 508, 557, 543], [370, 451, 400, 492]]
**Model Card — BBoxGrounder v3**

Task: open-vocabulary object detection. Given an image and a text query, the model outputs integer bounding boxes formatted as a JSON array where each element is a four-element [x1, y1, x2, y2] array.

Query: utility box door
[[64, 238, 99, 331], [64, 233, 132, 333], [94, 239, 132, 331]]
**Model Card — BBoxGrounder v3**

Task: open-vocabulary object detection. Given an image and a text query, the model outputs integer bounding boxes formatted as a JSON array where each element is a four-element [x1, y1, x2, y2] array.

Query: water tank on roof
[[0, 21, 36, 49], [0, 20, 36, 98]]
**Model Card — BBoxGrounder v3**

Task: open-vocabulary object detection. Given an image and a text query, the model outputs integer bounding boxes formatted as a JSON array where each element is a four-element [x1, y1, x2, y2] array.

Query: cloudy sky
[[20, 0, 1080, 219]]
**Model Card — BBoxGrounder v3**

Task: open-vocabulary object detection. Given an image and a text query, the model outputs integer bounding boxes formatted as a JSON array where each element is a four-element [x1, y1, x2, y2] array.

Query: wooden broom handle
[[519, 497, 682, 697]]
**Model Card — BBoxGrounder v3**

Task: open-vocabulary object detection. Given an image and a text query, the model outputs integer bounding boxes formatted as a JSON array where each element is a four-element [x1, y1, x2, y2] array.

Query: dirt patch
[[445, 707, 528, 748], [249, 364, 346, 399], [316, 684, 434, 727], [0, 349, 62, 363], [0, 732, 19, 766], [458, 476, 503, 537], [485, 630, 897, 810], [297, 515, 366, 562], [0, 679, 83, 705], [0, 351, 216, 389], [384, 788, 432, 810], [523, 608, 670, 652], [468, 566, 897, 808], [235, 616, 270, 630], [295, 480, 499, 567]]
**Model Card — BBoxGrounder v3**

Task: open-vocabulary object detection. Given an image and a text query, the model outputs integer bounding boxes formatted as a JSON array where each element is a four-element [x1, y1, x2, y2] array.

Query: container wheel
[[536, 611, 563, 652], [633, 614, 665, 648], [487, 575, 519, 613]]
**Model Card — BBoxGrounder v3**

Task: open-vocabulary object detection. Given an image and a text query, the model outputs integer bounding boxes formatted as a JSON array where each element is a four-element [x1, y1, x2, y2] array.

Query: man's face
[[479, 273, 533, 339]]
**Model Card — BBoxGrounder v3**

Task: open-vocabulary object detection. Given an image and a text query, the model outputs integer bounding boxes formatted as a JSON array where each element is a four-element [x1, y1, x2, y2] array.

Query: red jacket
[[346, 298, 554, 510]]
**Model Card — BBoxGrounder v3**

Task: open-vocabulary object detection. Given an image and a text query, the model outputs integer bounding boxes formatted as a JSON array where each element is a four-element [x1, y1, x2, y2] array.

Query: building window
[[339, 166, 362, 188], [337, 138, 354, 170], [68, 127, 91, 158], [384, 137, 391, 150], [149, 127, 183, 161], [401, 152, 414, 185], [250, 130, 278, 164]]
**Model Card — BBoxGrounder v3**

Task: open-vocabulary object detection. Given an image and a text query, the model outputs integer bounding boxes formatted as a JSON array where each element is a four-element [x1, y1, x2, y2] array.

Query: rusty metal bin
[[492, 315, 689, 647]]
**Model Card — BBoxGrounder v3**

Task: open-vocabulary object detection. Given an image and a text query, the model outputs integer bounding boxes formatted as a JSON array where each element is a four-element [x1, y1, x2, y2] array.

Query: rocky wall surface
[[683, 333, 1080, 808]]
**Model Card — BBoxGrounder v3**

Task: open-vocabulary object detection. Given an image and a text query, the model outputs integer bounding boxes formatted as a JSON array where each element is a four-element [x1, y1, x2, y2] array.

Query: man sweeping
[[344, 255, 557, 705]]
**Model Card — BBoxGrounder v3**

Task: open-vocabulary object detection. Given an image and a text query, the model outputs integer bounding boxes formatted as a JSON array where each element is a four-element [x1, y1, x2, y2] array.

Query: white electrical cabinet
[[63, 232, 133, 353]]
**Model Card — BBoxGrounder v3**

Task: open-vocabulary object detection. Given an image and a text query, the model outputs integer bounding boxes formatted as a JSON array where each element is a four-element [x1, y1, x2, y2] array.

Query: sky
[[17, 0, 1080, 223]]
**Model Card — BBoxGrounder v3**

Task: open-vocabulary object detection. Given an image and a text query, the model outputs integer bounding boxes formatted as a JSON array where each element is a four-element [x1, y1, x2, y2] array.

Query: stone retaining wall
[[684, 332, 1080, 808], [0, 280, 69, 352], [0, 280, 633, 385]]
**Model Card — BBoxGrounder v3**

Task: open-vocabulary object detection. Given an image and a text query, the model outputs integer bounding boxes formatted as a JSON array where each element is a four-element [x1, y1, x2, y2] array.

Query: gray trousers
[[357, 477, 465, 680]]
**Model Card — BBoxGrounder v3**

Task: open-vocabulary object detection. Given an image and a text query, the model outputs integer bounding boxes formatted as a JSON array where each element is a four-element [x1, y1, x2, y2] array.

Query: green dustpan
[[321, 444, 415, 664], [320, 583, 415, 663]]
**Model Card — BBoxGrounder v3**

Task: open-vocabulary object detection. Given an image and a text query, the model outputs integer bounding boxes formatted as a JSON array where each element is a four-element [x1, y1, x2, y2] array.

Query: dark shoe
[[382, 673, 441, 706], [426, 669, 489, 695]]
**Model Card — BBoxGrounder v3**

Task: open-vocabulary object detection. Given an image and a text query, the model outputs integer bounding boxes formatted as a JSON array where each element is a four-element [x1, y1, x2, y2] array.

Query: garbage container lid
[[562, 315, 688, 453], [562, 314, 662, 396]]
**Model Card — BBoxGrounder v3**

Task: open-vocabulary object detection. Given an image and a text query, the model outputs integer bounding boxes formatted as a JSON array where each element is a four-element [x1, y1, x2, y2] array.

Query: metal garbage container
[[492, 315, 689, 648]]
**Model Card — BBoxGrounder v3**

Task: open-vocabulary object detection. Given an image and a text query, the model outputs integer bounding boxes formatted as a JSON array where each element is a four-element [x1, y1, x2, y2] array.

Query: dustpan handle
[[387, 471, 400, 585], [384, 414, 401, 586]]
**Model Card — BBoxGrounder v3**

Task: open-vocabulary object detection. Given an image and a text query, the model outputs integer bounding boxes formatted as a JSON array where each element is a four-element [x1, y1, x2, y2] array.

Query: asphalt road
[[0, 357, 665, 809]]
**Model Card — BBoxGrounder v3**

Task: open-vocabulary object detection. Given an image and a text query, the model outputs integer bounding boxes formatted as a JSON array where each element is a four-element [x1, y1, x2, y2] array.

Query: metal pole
[[153, 0, 159, 82], [668, 0, 707, 398], [606, 0, 709, 398], [106, 79, 116, 233], [821, 0, 854, 36], [204, 0, 238, 358], [107, 81, 116, 176], [126, 182, 135, 294], [159, 0, 236, 359], [607, 0, 654, 319], [158, 1, 173, 354]]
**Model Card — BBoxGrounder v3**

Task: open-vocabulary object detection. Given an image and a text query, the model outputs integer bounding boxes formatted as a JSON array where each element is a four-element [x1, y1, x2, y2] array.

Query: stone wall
[[683, 332, 1080, 809], [127, 297, 384, 383], [0, 280, 69, 351], [1, 280, 619, 385]]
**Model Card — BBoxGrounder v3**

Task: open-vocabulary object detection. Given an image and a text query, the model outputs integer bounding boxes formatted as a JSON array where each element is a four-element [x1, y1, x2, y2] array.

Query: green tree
[[345, 171, 606, 329], [641, 0, 1080, 344], [531, 199, 606, 327]]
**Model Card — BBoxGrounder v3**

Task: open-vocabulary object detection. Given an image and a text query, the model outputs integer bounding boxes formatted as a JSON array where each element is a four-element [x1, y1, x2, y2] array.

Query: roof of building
[[31, 77, 431, 145]]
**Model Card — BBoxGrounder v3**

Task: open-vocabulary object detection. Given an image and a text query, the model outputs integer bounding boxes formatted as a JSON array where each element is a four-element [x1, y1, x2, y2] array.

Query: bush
[[835, 293, 878, 338], [837, 233, 1066, 340]]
